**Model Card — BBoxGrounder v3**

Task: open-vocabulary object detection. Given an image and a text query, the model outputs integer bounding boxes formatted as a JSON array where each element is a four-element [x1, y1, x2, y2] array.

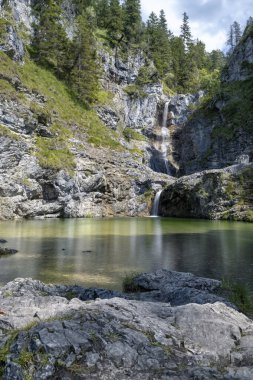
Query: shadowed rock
[[0, 247, 18, 256]]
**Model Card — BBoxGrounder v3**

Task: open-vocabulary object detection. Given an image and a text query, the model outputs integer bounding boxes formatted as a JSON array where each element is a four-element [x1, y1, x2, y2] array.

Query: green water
[[0, 217, 253, 290]]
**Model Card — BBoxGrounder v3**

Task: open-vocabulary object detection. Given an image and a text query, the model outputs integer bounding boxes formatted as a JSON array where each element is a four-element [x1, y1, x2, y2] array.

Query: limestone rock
[[159, 163, 253, 221], [0, 272, 253, 379], [222, 33, 253, 82], [0, 25, 25, 62]]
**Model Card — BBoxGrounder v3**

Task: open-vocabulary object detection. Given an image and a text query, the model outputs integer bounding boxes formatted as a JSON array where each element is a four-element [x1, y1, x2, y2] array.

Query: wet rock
[[0, 247, 18, 256], [0, 239, 7, 244]]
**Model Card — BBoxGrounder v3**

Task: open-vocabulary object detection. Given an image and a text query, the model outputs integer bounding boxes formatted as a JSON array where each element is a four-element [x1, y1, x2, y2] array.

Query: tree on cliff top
[[180, 12, 192, 51], [31, 0, 69, 78], [70, 13, 99, 107], [123, 0, 142, 44]]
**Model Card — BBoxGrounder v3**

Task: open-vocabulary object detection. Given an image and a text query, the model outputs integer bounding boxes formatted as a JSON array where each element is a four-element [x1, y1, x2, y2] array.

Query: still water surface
[[0, 218, 253, 290]]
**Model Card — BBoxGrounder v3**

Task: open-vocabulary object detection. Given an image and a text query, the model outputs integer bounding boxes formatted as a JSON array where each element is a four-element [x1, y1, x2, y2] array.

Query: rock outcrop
[[1, 271, 253, 379], [159, 163, 253, 221], [222, 28, 253, 82], [0, 1, 173, 219]]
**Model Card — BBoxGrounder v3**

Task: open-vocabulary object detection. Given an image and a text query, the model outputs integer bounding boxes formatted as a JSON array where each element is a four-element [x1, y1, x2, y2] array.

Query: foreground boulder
[[0, 271, 253, 379]]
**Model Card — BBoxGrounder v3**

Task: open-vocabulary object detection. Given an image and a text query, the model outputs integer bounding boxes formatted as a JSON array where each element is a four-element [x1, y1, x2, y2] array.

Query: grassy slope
[[0, 52, 124, 173]]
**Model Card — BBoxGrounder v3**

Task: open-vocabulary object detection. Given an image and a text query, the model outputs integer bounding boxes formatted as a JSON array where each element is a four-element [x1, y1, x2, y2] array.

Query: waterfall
[[162, 101, 169, 128], [151, 190, 162, 217], [161, 101, 171, 175]]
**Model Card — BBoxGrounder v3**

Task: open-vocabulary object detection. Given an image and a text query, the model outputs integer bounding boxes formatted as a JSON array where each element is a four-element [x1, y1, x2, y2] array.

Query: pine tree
[[123, 0, 142, 44], [207, 49, 226, 71], [233, 21, 242, 45], [96, 0, 110, 28], [70, 13, 99, 107], [189, 40, 206, 69], [226, 21, 242, 55], [159, 10, 168, 36], [180, 12, 192, 51], [170, 36, 186, 90], [146, 12, 159, 50], [247, 16, 253, 26], [32, 0, 69, 77], [146, 11, 171, 76], [107, 0, 123, 45]]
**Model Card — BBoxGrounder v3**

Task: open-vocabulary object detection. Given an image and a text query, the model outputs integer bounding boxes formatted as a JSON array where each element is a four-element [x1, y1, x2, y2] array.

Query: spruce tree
[[146, 12, 159, 51], [123, 0, 142, 44], [226, 21, 242, 55], [233, 21, 242, 45], [70, 13, 99, 107], [159, 10, 168, 36], [146, 11, 171, 76], [107, 0, 123, 45], [170, 36, 186, 90], [96, 0, 110, 28], [208, 50, 225, 71], [32, 0, 69, 78], [180, 12, 192, 51], [247, 16, 253, 26]]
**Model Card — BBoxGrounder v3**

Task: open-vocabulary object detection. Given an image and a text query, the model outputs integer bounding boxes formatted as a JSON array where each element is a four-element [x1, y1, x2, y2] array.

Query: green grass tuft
[[122, 272, 142, 292], [221, 278, 253, 315]]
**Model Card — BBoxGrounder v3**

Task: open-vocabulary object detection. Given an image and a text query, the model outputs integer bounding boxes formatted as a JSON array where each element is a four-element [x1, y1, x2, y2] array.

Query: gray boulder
[[0, 272, 253, 379]]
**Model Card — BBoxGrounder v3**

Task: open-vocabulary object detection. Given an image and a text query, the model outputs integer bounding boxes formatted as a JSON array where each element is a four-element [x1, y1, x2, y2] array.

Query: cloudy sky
[[141, 0, 252, 52]]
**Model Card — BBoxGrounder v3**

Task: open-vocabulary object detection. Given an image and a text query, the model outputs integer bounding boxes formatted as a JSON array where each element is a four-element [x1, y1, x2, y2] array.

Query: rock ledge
[[0, 270, 253, 379]]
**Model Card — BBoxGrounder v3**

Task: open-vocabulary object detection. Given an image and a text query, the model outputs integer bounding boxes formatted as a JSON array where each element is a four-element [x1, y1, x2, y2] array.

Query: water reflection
[[0, 218, 253, 290]]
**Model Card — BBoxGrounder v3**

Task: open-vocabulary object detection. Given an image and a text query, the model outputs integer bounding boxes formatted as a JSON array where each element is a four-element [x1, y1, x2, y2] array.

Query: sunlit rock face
[[1, 271, 253, 379], [159, 163, 253, 222], [222, 32, 253, 82]]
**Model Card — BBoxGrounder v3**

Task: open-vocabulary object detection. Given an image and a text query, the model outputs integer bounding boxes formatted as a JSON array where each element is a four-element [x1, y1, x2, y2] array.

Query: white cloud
[[141, 0, 252, 51]]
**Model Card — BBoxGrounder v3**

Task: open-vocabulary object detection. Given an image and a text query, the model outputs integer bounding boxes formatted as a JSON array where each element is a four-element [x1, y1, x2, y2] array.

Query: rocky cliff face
[[168, 30, 253, 177], [1, 0, 253, 221], [222, 29, 253, 82], [0, 0, 174, 219], [159, 163, 253, 222]]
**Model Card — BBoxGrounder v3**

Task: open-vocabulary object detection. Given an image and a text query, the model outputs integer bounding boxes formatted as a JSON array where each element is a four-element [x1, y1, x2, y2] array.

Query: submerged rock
[[0, 271, 253, 379]]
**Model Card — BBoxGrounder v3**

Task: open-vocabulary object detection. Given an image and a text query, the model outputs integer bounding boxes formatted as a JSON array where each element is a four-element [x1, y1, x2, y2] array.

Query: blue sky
[[141, 0, 252, 51]]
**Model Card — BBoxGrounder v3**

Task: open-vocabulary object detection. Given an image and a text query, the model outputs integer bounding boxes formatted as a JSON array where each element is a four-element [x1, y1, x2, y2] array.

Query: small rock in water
[[0, 239, 7, 244], [82, 250, 93, 253], [0, 247, 18, 256]]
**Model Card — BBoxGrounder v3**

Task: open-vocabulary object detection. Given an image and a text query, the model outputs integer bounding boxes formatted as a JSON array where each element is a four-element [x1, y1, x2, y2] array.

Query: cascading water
[[150, 101, 172, 217], [151, 190, 162, 217], [161, 101, 171, 175]]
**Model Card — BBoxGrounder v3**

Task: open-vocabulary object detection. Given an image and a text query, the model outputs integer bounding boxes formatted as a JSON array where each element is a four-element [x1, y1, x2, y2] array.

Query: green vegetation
[[36, 136, 75, 173], [124, 84, 147, 98], [69, 13, 100, 107], [221, 279, 253, 316], [0, 17, 11, 43], [122, 272, 142, 292], [27, 0, 227, 95], [0, 124, 20, 140], [209, 76, 253, 141], [123, 128, 146, 142], [0, 51, 122, 156]]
